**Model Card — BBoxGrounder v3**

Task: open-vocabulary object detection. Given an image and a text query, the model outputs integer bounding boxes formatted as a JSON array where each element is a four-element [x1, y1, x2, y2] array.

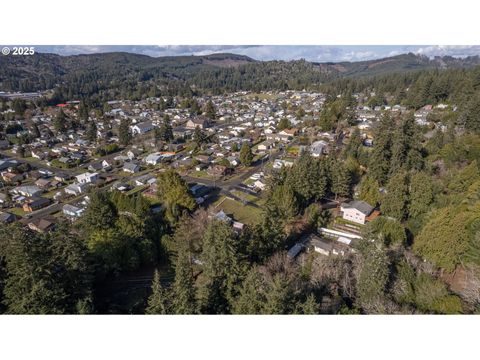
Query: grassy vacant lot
[[125, 185, 149, 196], [188, 170, 216, 180], [213, 196, 262, 225], [231, 190, 265, 206], [8, 207, 26, 217]]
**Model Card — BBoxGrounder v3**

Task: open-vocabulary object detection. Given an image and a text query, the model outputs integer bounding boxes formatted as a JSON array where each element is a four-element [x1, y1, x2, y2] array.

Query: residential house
[[127, 149, 142, 160], [207, 164, 232, 177], [305, 234, 346, 257], [340, 200, 374, 225], [0, 211, 17, 224], [145, 153, 163, 165], [13, 185, 43, 197], [27, 218, 55, 233], [65, 183, 88, 196], [134, 175, 156, 186], [123, 162, 140, 174], [195, 155, 212, 164], [88, 162, 104, 172], [34, 178, 53, 189], [0, 159, 17, 171], [101, 160, 112, 171], [55, 172, 72, 182], [2, 171, 24, 184], [257, 141, 275, 152], [75, 172, 99, 184], [273, 159, 294, 169], [23, 197, 51, 212], [278, 128, 299, 137], [185, 117, 211, 130], [254, 180, 267, 191], [310, 140, 328, 157], [227, 156, 240, 167], [131, 121, 155, 135], [62, 204, 85, 218]]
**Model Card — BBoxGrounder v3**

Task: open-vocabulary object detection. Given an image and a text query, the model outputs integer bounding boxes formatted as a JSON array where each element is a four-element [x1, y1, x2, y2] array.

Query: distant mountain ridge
[[1, 51, 480, 94], [312, 52, 480, 77]]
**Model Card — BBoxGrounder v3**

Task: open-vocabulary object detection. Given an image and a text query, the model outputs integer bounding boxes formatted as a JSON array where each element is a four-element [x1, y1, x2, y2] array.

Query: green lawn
[[126, 185, 149, 196], [213, 196, 262, 225], [9, 207, 26, 217], [188, 170, 217, 181], [243, 178, 255, 186], [334, 216, 364, 228], [231, 190, 265, 206]]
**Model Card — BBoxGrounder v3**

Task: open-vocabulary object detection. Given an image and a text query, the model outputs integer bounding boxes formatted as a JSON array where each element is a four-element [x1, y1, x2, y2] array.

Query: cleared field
[[213, 196, 262, 225], [231, 190, 265, 206], [8, 207, 26, 217]]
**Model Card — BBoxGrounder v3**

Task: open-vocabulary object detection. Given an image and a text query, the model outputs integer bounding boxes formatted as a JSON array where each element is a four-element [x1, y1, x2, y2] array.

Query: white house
[[63, 204, 84, 218], [13, 185, 43, 197], [257, 141, 275, 151], [130, 121, 155, 135], [65, 183, 88, 196], [254, 180, 267, 191], [340, 200, 374, 225], [102, 160, 112, 170], [310, 140, 328, 157], [145, 153, 163, 165], [75, 172, 99, 184]]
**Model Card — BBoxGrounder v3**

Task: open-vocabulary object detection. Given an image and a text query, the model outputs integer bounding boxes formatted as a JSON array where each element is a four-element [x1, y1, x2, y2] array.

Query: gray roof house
[[310, 140, 328, 157], [123, 162, 140, 173], [63, 204, 85, 218]]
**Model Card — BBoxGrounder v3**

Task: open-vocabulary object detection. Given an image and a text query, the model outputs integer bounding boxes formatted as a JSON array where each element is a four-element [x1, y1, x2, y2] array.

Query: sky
[[33, 45, 480, 62]]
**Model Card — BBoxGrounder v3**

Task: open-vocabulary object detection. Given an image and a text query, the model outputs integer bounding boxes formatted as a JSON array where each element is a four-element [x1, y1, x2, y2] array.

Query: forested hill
[[316, 53, 480, 77], [1, 51, 480, 98]]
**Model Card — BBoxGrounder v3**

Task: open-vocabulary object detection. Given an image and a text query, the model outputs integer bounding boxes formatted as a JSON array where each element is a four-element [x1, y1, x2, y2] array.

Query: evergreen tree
[[286, 153, 328, 206], [53, 109, 67, 133], [358, 175, 381, 206], [156, 115, 174, 142], [408, 171, 434, 218], [232, 266, 265, 314], [146, 270, 169, 314], [369, 114, 394, 185], [381, 171, 409, 220], [299, 293, 321, 314], [356, 241, 390, 312], [390, 114, 423, 176], [331, 161, 351, 199], [157, 169, 196, 224], [277, 117, 291, 130], [193, 126, 207, 149], [345, 128, 363, 159], [78, 101, 89, 121], [79, 192, 117, 232], [204, 100, 216, 119], [118, 118, 131, 145], [239, 143, 253, 167], [264, 184, 299, 225], [0, 225, 93, 314], [31, 123, 41, 139], [172, 242, 197, 314], [86, 121, 97, 143], [198, 220, 241, 314]]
